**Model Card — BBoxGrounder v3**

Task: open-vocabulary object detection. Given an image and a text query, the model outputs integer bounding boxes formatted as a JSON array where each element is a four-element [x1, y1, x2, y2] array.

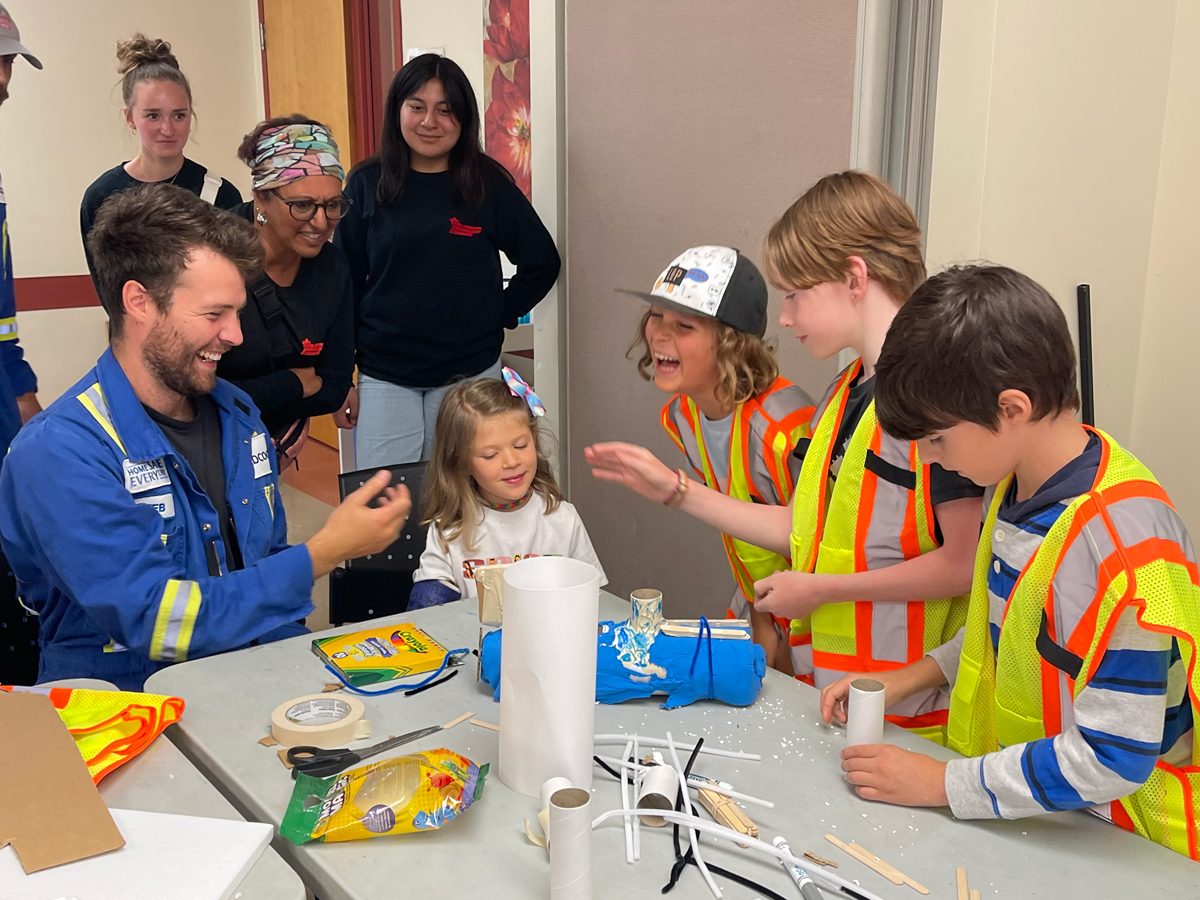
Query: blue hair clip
[[502, 366, 546, 417]]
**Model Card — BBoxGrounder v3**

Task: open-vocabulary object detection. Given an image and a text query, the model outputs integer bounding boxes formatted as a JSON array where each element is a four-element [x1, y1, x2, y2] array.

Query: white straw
[[594, 756, 775, 810], [591, 808, 892, 900], [632, 734, 641, 861], [596, 734, 760, 761], [619, 739, 634, 864], [667, 731, 722, 899]]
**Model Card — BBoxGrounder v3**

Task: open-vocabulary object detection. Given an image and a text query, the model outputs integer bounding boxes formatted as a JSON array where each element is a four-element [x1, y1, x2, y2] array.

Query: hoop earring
[[255, 210, 268, 226]]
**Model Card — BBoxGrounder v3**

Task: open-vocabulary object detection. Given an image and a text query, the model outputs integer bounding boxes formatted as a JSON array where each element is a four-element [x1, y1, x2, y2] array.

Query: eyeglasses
[[270, 190, 353, 222]]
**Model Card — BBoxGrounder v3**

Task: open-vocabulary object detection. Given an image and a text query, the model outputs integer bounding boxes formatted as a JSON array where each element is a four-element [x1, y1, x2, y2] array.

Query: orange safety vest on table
[[947, 430, 1200, 859], [1, 684, 184, 783], [662, 377, 815, 671], [790, 360, 968, 743]]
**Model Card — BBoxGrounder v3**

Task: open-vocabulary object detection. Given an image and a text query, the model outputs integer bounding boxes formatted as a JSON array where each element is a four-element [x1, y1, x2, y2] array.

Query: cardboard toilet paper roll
[[846, 678, 886, 747], [270, 694, 372, 748], [549, 788, 592, 900], [635, 763, 679, 827], [541, 777, 575, 812]]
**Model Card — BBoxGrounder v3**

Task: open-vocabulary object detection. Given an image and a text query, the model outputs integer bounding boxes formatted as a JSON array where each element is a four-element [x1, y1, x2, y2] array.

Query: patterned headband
[[251, 123, 344, 191]]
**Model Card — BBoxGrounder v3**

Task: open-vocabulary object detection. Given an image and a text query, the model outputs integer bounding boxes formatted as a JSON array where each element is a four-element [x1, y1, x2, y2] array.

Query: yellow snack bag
[[280, 748, 487, 845]]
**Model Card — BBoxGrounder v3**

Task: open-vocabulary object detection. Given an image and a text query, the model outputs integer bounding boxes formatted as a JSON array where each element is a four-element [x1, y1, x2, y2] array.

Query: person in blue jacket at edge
[[0, 182, 411, 690], [0, 5, 45, 686]]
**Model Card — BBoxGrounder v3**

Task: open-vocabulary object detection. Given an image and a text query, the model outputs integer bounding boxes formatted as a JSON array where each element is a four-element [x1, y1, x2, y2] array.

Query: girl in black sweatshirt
[[334, 54, 559, 466]]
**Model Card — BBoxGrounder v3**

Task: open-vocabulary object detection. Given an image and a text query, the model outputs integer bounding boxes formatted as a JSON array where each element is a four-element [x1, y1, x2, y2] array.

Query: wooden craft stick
[[660, 625, 750, 640], [696, 785, 757, 847], [470, 718, 500, 732], [849, 842, 929, 894], [825, 834, 902, 885], [970, 891, 981, 900], [956, 867, 969, 900], [442, 711, 475, 730], [671, 619, 749, 627], [804, 851, 837, 868]]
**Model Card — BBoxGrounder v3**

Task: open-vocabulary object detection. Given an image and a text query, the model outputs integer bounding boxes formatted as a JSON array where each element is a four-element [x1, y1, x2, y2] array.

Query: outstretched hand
[[584, 442, 678, 504]]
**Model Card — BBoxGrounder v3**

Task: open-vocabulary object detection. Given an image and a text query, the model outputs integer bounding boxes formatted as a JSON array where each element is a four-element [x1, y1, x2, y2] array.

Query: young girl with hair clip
[[81, 34, 242, 286], [409, 370, 606, 609], [335, 54, 560, 468], [624, 246, 815, 678]]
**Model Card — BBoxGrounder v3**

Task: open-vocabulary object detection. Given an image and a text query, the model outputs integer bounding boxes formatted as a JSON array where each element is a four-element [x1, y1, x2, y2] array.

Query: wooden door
[[261, 0, 356, 449]]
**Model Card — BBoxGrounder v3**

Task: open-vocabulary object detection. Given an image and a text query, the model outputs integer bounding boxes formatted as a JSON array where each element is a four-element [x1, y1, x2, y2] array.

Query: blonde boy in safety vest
[[587, 173, 984, 743], [823, 265, 1199, 859], [623, 246, 816, 677]]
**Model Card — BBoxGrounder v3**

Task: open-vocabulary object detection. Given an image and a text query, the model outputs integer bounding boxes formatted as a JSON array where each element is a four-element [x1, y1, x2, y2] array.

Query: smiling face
[[643, 306, 721, 399], [124, 79, 192, 163], [257, 174, 343, 258], [399, 78, 462, 171], [139, 247, 245, 399], [777, 279, 860, 360], [469, 410, 538, 506]]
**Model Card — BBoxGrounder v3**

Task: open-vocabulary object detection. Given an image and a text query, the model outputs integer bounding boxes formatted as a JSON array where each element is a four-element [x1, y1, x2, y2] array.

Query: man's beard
[[0, 84, 9, 107], [142, 317, 222, 403]]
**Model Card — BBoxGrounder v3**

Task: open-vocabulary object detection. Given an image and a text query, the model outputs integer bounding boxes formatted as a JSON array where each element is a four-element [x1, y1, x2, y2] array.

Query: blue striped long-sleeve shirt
[[930, 437, 1193, 820]]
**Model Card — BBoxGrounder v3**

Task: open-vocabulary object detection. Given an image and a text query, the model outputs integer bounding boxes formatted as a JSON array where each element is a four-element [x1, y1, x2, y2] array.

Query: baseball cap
[[0, 3, 42, 69], [619, 246, 769, 338]]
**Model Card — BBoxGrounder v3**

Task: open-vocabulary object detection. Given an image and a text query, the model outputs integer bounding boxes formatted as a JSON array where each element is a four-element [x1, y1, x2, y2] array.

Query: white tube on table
[[846, 678, 886, 747], [500, 557, 600, 798], [541, 777, 575, 813], [635, 763, 679, 827], [550, 787, 593, 900]]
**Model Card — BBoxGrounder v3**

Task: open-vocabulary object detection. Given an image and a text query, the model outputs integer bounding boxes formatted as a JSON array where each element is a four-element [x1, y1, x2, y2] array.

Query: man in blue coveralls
[[0, 3, 44, 685], [0, 183, 410, 689]]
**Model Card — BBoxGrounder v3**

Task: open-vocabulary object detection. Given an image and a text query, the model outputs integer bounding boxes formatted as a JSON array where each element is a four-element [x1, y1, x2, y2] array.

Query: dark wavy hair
[[357, 54, 511, 209]]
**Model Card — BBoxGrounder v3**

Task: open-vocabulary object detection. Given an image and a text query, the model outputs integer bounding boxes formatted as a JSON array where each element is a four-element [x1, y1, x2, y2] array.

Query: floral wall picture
[[483, 0, 532, 200]]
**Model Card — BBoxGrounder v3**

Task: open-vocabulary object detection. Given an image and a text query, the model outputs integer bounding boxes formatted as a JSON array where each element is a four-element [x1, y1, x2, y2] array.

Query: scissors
[[287, 724, 444, 779]]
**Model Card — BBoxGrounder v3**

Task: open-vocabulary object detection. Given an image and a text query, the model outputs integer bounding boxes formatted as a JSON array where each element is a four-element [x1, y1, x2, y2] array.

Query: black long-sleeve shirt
[[334, 162, 560, 388], [80, 158, 242, 286], [217, 203, 355, 440]]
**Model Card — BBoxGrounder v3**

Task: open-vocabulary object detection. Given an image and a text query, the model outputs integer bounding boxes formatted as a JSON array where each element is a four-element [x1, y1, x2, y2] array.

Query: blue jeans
[[355, 358, 504, 467]]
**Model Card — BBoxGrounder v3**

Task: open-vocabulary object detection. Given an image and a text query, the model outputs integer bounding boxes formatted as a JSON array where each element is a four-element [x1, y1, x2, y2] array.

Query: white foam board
[[0, 808, 272, 900]]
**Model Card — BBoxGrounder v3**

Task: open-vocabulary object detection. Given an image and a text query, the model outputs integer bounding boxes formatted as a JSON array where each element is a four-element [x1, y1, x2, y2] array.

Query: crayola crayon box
[[313, 623, 450, 687]]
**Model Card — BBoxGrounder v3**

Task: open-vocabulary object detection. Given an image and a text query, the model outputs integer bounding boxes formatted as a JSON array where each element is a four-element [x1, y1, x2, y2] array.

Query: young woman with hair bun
[[80, 33, 242, 285]]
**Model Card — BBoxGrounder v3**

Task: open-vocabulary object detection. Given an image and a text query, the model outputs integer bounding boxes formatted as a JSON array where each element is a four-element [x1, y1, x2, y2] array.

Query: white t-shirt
[[413, 493, 608, 599]]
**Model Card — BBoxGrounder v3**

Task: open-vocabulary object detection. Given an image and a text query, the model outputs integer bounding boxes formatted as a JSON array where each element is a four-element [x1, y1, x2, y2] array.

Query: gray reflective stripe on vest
[[0, 316, 18, 339], [746, 406, 783, 503], [200, 173, 222, 204], [667, 397, 707, 479]]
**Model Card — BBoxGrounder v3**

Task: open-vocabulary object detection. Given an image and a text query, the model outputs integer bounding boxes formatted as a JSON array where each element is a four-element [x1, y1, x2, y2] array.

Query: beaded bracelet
[[664, 468, 689, 508]]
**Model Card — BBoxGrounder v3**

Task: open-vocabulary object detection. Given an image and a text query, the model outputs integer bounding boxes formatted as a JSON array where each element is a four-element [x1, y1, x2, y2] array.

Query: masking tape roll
[[270, 694, 372, 748]]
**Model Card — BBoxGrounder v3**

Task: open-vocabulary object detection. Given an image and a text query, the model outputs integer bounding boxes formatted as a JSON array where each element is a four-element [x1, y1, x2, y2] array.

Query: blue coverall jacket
[[0, 348, 315, 689], [0, 171, 39, 464]]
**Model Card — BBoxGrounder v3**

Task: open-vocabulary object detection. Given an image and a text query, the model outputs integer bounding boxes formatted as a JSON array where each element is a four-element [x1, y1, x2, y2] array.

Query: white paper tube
[[540, 777, 575, 813], [847, 678, 886, 747], [500, 557, 600, 797], [635, 764, 679, 827], [550, 788, 592, 900], [594, 734, 761, 760]]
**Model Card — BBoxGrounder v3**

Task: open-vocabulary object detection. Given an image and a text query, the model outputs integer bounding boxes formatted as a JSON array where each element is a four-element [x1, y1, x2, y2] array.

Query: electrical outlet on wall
[[405, 47, 444, 63]]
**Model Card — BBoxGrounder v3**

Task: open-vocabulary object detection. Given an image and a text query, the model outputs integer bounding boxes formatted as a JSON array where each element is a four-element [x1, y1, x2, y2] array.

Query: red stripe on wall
[[13, 275, 101, 312]]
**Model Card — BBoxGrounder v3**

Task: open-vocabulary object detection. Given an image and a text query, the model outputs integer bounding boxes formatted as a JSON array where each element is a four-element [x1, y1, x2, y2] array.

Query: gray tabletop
[[147, 594, 1200, 900], [78, 681, 306, 900]]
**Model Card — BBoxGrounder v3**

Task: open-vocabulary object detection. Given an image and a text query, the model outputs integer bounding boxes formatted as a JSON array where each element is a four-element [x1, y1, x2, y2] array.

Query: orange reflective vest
[[947, 430, 1200, 859], [1, 685, 184, 783], [661, 377, 815, 653], [790, 360, 968, 742]]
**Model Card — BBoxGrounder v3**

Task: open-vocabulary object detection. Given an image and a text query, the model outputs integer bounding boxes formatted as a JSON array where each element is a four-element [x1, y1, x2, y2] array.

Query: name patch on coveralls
[[251, 432, 272, 479], [124, 457, 171, 493], [134, 493, 176, 519]]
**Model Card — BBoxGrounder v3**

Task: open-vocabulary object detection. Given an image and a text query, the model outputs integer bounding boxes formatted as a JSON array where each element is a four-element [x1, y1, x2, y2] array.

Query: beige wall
[[565, 0, 856, 616], [925, 0, 1178, 446], [3, 0, 264, 402], [1130, 1, 1200, 532]]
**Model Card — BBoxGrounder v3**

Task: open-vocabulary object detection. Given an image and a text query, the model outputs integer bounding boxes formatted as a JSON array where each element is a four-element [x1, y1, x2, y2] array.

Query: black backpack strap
[[250, 276, 296, 367]]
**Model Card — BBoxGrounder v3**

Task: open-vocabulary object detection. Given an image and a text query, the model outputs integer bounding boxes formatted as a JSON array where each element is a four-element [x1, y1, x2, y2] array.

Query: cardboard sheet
[[0, 690, 125, 873]]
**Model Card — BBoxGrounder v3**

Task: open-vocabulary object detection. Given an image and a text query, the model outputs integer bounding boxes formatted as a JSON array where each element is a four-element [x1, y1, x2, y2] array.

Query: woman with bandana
[[216, 116, 356, 466]]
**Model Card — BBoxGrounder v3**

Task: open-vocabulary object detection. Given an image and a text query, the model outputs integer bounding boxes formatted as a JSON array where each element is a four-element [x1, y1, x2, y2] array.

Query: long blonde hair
[[422, 378, 562, 552], [627, 308, 779, 406]]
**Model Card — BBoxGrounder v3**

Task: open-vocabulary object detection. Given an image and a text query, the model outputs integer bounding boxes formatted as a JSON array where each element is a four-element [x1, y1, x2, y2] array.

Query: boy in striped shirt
[[820, 265, 1199, 856]]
